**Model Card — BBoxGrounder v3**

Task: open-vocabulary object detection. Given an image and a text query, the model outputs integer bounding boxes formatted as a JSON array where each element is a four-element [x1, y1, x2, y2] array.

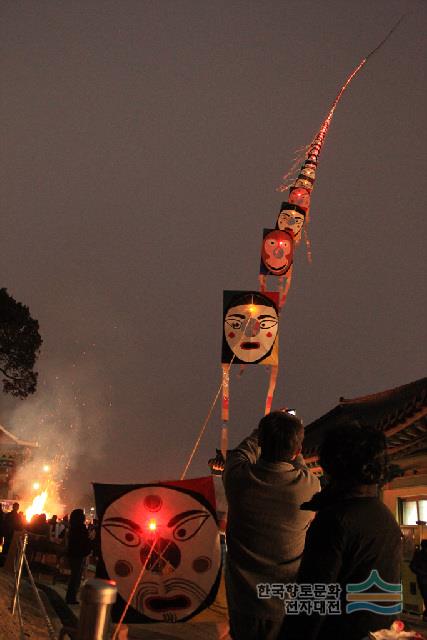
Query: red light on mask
[[148, 519, 157, 532]]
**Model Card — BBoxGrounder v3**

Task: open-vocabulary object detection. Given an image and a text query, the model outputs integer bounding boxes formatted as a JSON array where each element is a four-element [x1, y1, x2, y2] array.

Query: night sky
[[1, 1, 426, 507]]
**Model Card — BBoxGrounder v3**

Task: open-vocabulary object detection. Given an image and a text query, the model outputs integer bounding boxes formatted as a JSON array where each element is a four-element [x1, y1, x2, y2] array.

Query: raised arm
[[223, 428, 260, 486]]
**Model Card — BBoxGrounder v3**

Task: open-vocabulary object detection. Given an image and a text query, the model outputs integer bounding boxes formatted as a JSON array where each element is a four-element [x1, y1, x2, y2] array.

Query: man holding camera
[[223, 410, 320, 640]]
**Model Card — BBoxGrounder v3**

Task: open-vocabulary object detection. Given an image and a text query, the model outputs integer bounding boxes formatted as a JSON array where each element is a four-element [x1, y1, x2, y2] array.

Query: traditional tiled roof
[[303, 378, 427, 469], [0, 424, 38, 448]]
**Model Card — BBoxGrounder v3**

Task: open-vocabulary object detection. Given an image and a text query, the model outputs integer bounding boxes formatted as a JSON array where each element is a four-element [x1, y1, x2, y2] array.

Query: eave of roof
[[303, 377, 427, 457], [0, 424, 38, 448]]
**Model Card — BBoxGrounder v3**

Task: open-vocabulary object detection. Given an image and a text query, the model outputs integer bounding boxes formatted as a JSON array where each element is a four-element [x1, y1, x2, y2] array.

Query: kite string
[[181, 311, 256, 479], [309, 14, 406, 152], [180, 376, 225, 480], [111, 536, 157, 640], [365, 12, 407, 60], [277, 13, 406, 193]]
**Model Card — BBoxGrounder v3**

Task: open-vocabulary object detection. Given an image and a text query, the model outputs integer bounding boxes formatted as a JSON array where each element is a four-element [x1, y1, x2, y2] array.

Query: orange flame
[[25, 490, 49, 522]]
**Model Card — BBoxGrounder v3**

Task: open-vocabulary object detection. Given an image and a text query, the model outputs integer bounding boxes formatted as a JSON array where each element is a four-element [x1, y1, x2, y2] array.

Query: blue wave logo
[[346, 570, 402, 615]]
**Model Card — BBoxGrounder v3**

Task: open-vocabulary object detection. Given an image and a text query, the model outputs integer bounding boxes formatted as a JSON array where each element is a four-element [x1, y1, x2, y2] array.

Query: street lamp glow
[[42, 464, 50, 473], [33, 482, 40, 491]]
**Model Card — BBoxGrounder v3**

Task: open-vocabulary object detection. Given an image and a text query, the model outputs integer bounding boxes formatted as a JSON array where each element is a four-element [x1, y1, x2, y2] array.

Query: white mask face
[[101, 485, 221, 622], [277, 210, 305, 237], [224, 303, 278, 363]]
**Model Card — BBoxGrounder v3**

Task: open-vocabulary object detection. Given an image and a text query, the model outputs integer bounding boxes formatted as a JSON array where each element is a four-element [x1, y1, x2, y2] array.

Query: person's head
[[319, 422, 388, 489], [12, 502, 19, 512], [421, 540, 427, 552], [69, 508, 85, 528], [258, 410, 304, 463]]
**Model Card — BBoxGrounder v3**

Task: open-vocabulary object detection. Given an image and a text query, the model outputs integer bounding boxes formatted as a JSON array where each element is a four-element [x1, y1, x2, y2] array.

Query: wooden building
[[0, 424, 38, 501]]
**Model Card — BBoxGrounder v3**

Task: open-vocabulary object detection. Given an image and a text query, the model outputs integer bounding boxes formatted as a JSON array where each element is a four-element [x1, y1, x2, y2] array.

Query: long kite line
[[181, 15, 406, 478], [277, 13, 406, 194]]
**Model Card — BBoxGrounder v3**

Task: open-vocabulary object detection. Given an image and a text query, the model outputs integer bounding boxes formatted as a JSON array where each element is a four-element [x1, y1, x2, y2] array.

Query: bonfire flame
[[26, 490, 49, 522]]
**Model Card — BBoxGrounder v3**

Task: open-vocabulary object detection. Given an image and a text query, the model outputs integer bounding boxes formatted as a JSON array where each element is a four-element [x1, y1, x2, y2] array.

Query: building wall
[[382, 476, 427, 616], [0, 443, 33, 500], [383, 475, 427, 520]]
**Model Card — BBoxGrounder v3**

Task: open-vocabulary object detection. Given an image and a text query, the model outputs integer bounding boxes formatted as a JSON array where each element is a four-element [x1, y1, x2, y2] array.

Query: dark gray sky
[[1, 0, 426, 507]]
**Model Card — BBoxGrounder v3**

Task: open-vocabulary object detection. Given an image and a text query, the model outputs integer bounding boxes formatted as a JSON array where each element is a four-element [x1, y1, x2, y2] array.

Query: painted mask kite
[[276, 203, 306, 239], [94, 479, 222, 624], [222, 291, 279, 365], [260, 229, 294, 277], [288, 186, 311, 211], [221, 291, 280, 429]]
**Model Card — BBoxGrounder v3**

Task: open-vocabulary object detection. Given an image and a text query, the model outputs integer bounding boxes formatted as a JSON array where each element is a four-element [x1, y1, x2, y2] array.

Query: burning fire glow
[[26, 490, 49, 522]]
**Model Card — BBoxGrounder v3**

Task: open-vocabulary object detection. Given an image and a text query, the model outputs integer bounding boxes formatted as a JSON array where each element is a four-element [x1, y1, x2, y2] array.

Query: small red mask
[[261, 230, 294, 276]]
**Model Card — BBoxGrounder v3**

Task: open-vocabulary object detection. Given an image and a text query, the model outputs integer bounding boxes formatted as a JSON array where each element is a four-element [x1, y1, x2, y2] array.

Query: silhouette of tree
[[0, 288, 42, 397]]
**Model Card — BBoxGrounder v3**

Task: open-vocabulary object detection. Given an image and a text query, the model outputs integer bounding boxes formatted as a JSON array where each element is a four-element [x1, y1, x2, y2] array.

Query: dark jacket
[[67, 524, 91, 559], [3, 509, 23, 536], [410, 549, 427, 584], [279, 486, 402, 640]]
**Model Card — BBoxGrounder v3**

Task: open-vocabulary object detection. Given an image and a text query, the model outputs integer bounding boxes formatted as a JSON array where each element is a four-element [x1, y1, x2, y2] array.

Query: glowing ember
[[26, 490, 49, 522]]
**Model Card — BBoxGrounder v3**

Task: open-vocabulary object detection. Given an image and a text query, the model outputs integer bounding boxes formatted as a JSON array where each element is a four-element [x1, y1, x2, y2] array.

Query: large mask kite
[[221, 291, 279, 430], [94, 478, 224, 624], [222, 291, 279, 366]]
